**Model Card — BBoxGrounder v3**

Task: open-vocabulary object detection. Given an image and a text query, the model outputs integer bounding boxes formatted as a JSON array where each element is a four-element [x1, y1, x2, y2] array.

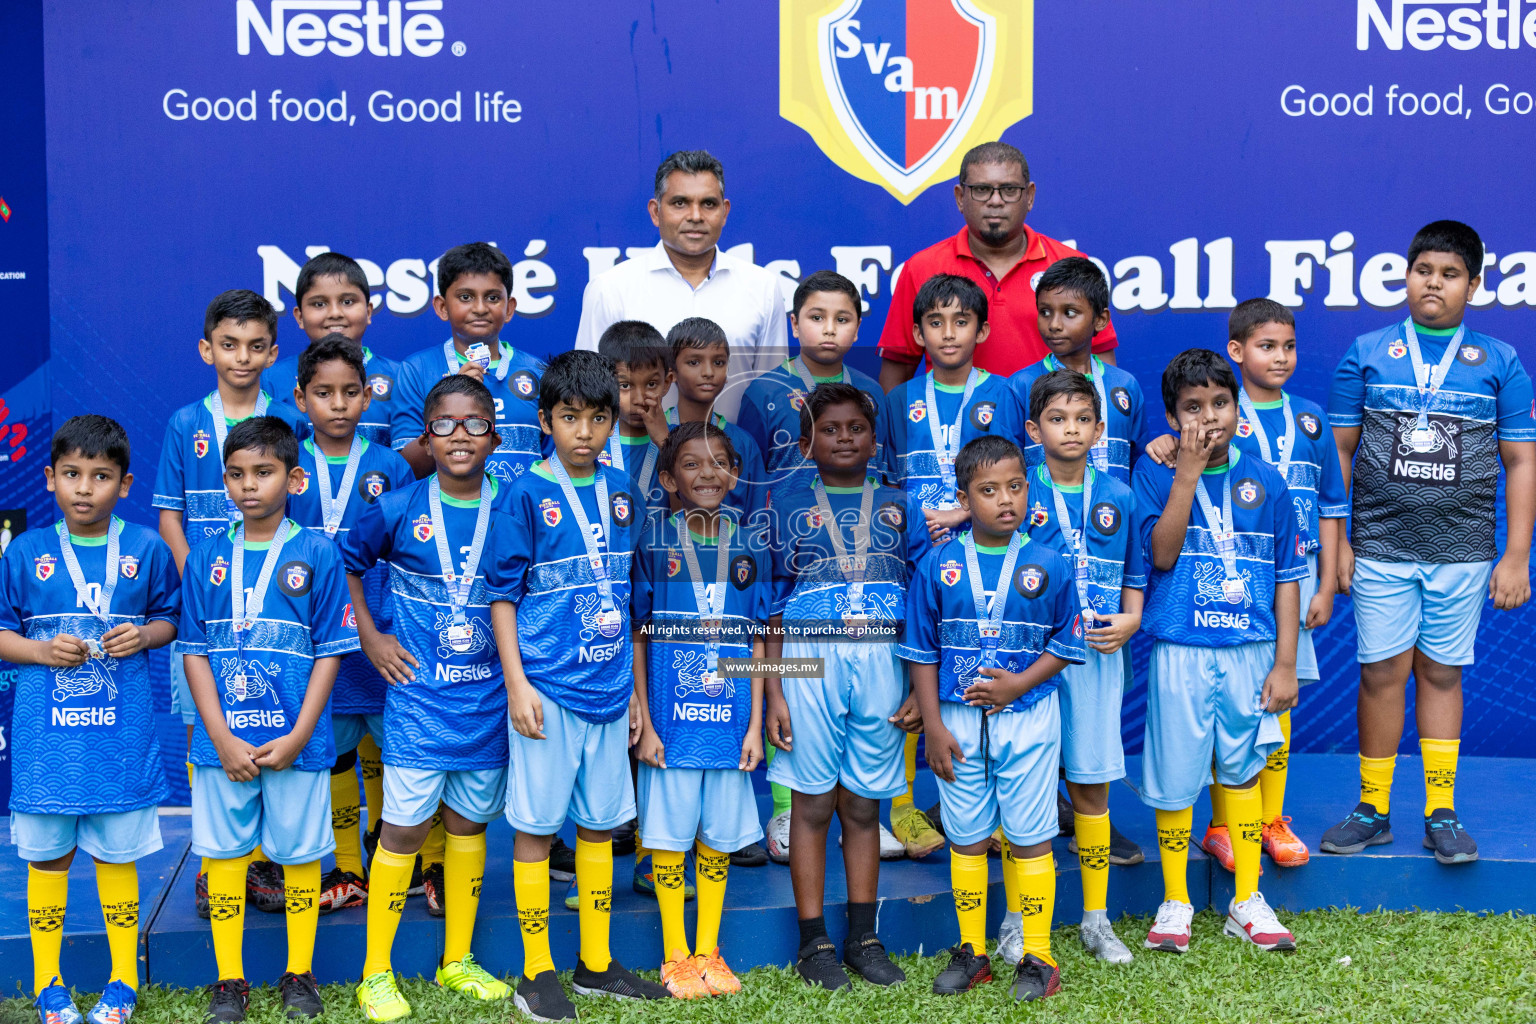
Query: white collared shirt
[[575, 241, 789, 420]]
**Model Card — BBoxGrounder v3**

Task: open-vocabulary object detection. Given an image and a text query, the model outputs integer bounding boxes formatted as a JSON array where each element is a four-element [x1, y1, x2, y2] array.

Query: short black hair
[[1029, 368, 1101, 422], [598, 320, 670, 373], [223, 416, 299, 471], [52, 414, 131, 474], [423, 374, 496, 422], [956, 435, 1024, 492], [914, 273, 988, 325], [667, 316, 730, 356], [1036, 257, 1108, 317], [659, 419, 739, 479], [538, 349, 619, 419], [1161, 348, 1239, 414], [959, 141, 1029, 185], [1228, 298, 1295, 344], [792, 270, 862, 321], [204, 289, 278, 343], [654, 150, 725, 199], [295, 251, 370, 306], [799, 381, 878, 438], [1408, 220, 1484, 279], [297, 333, 367, 391], [437, 242, 514, 296]]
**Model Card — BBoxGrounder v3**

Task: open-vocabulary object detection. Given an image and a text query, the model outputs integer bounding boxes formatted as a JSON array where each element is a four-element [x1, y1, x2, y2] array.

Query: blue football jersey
[[663, 409, 768, 523], [632, 512, 771, 770], [899, 534, 1085, 713], [0, 520, 177, 814], [1232, 392, 1347, 555], [1009, 356, 1147, 484], [153, 392, 311, 547], [597, 432, 669, 515], [880, 370, 1026, 508], [289, 438, 416, 714], [1329, 321, 1535, 563], [178, 521, 360, 772], [340, 474, 515, 770], [1023, 466, 1147, 616], [485, 461, 643, 725], [267, 346, 405, 447], [1131, 450, 1308, 647], [390, 341, 547, 484], [767, 478, 909, 637], [736, 360, 886, 511]]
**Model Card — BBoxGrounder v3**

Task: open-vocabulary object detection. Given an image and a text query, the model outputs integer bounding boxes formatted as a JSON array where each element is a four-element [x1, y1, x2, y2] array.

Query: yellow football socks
[[1000, 838, 1021, 912], [443, 832, 486, 965], [1208, 774, 1227, 827], [694, 842, 730, 954], [1262, 710, 1292, 825], [94, 860, 140, 988], [949, 850, 988, 954], [1155, 807, 1192, 904], [575, 838, 613, 972], [330, 769, 366, 877], [1224, 785, 1264, 903], [208, 856, 247, 980], [284, 861, 320, 975], [514, 858, 554, 979], [1074, 812, 1111, 914], [1360, 753, 1396, 815], [358, 734, 385, 835], [653, 848, 689, 957], [1422, 738, 1459, 815], [420, 813, 446, 869], [362, 846, 414, 978], [1015, 851, 1056, 967], [248, 847, 269, 864], [28, 865, 68, 995], [896, 732, 920, 811]]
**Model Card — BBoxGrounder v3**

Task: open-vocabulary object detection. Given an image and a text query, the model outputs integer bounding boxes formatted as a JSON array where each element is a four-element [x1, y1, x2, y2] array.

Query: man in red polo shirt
[[877, 141, 1117, 391]]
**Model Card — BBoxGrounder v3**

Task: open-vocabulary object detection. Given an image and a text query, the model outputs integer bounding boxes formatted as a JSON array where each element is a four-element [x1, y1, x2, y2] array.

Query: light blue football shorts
[[507, 700, 635, 835], [170, 654, 196, 725], [332, 713, 386, 757], [192, 766, 333, 864], [1297, 552, 1319, 683], [383, 765, 507, 827], [765, 640, 906, 801], [637, 765, 763, 854], [1059, 646, 1126, 784], [1352, 557, 1493, 667], [935, 693, 1061, 848], [12, 807, 163, 864], [1140, 641, 1283, 811]]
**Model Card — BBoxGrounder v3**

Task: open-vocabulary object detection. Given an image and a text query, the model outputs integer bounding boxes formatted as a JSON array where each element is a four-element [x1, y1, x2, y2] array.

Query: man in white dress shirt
[[575, 150, 788, 421]]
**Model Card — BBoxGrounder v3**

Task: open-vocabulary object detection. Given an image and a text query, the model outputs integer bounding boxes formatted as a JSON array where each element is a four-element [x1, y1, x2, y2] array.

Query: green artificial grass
[[6, 909, 1535, 1023]]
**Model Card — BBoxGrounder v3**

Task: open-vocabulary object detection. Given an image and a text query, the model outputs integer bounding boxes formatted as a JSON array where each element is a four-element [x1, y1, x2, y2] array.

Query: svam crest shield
[[780, 0, 1033, 204]]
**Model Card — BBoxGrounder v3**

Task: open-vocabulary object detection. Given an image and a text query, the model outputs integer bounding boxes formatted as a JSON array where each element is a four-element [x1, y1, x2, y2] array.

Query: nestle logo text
[[237, 0, 447, 57]]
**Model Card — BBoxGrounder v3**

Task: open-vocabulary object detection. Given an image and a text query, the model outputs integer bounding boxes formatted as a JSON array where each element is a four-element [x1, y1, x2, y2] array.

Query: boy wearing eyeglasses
[[341, 375, 519, 1021]]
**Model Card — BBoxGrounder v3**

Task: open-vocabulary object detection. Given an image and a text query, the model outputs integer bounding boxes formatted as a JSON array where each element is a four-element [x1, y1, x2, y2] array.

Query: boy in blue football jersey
[[289, 336, 416, 914], [343, 375, 517, 1021], [489, 350, 670, 1021], [1323, 221, 1534, 865], [391, 242, 546, 482], [597, 319, 673, 515], [665, 317, 768, 522], [632, 421, 769, 998], [1009, 258, 1145, 483], [764, 383, 910, 992], [265, 251, 403, 448], [901, 435, 1083, 1003], [180, 417, 360, 1022], [1132, 348, 1304, 956], [1018, 370, 1144, 965], [0, 416, 179, 1024]]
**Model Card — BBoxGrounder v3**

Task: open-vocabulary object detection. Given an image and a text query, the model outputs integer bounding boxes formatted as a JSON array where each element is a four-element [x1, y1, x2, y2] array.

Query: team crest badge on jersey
[[193, 430, 211, 459], [543, 505, 562, 528], [877, 501, 906, 531], [611, 492, 633, 526], [667, 553, 682, 577], [1236, 420, 1253, 438], [1235, 478, 1264, 509], [1457, 343, 1486, 366], [1015, 564, 1046, 597], [34, 554, 55, 582], [908, 398, 927, 423], [510, 370, 538, 399], [1298, 412, 1322, 439], [779, 0, 1034, 204], [969, 402, 995, 429], [1387, 341, 1407, 359], [790, 388, 808, 411], [940, 560, 963, 586], [597, 449, 613, 467], [119, 555, 139, 579], [1111, 386, 1131, 414], [279, 561, 312, 596], [1092, 501, 1120, 534], [732, 554, 757, 588], [1029, 504, 1048, 527], [412, 514, 434, 543], [367, 373, 393, 399], [209, 557, 228, 586], [294, 470, 311, 495], [806, 508, 825, 529], [360, 472, 387, 500]]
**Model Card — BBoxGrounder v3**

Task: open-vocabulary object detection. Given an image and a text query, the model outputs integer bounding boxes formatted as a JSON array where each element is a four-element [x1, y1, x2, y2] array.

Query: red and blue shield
[[667, 553, 682, 577], [193, 431, 211, 459], [209, 559, 228, 586], [284, 564, 309, 593], [543, 506, 562, 528], [781, 0, 1033, 203], [908, 399, 927, 423], [940, 560, 962, 586], [1236, 421, 1253, 438], [365, 475, 385, 498], [412, 515, 434, 543], [34, 555, 54, 582], [119, 555, 139, 578], [1029, 505, 1048, 527]]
